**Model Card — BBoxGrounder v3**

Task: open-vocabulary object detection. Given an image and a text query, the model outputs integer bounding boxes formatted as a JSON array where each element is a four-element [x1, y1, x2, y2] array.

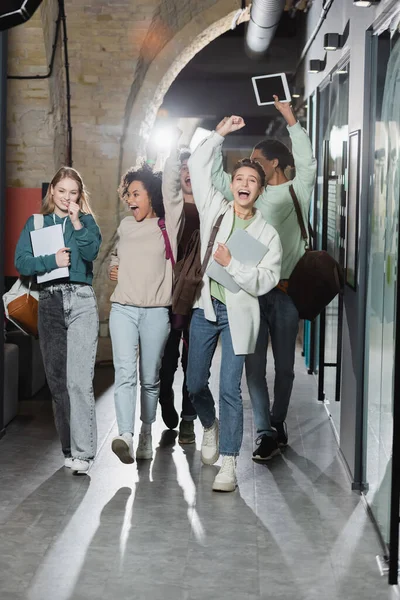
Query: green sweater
[[15, 213, 102, 285], [211, 122, 317, 279]]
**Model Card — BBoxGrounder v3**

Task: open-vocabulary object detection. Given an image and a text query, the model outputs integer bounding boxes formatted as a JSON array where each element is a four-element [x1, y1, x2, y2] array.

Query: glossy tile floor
[[0, 347, 397, 600]]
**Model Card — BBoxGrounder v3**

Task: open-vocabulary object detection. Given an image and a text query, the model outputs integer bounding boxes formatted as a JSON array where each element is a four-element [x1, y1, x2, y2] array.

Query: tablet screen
[[252, 73, 291, 106]]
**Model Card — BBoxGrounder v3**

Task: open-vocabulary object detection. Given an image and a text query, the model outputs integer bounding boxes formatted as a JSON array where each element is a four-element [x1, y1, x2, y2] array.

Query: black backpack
[[287, 186, 344, 321]]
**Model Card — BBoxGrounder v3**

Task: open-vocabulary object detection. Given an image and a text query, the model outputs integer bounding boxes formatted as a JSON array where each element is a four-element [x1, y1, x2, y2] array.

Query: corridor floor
[[0, 347, 397, 600]]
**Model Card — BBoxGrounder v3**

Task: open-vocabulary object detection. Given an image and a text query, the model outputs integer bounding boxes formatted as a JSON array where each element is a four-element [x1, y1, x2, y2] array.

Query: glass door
[[313, 63, 349, 433]]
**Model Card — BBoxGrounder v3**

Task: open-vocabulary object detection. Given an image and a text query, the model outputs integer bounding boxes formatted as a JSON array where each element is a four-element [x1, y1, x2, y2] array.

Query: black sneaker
[[272, 421, 288, 447], [178, 420, 195, 444], [160, 390, 179, 429], [252, 435, 280, 462]]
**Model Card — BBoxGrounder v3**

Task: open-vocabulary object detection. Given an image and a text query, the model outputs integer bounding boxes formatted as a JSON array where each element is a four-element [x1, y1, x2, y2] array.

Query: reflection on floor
[[0, 348, 396, 600]]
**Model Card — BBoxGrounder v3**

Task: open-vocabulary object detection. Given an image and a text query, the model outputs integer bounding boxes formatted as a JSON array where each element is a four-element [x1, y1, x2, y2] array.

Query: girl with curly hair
[[108, 161, 183, 464]]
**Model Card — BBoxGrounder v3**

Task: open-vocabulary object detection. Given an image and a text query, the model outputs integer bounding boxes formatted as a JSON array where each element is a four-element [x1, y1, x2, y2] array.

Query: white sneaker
[[111, 433, 134, 464], [64, 457, 74, 469], [136, 432, 153, 460], [212, 456, 237, 492], [201, 419, 219, 465], [71, 458, 91, 474]]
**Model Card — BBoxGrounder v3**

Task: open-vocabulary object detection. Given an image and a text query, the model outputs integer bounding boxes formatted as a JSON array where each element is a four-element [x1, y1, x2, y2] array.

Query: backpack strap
[[158, 211, 225, 274], [33, 214, 44, 230], [158, 218, 176, 268], [201, 212, 225, 274], [289, 185, 314, 251]]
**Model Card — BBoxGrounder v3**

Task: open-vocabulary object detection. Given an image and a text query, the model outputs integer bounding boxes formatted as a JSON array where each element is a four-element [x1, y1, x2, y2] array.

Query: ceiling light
[[309, 59, 325, 73], [150, 125, 173, 152], [324, 33, 343, 51], [353, 0, 380, 6]]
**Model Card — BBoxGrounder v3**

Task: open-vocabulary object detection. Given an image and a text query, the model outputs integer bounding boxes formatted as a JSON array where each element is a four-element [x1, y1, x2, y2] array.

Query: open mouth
[[238, 190, 250, 200], [185, 176, 191, 185], [129, 204, 139, 215]]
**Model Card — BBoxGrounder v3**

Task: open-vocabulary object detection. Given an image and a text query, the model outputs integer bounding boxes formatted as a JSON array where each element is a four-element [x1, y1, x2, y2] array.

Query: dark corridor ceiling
[[162, 15, 307, 140]]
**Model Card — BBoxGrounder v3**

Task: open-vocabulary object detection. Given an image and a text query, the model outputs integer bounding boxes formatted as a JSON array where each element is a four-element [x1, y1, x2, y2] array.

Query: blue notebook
[[206, 228, 268, 293]]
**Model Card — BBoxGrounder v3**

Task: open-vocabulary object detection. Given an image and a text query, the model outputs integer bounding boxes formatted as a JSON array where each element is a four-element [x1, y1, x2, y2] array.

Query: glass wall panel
[[364, 31, 400, 544]]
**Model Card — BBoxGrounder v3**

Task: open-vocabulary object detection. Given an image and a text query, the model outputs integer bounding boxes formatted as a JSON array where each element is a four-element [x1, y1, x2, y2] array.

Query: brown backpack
[[287, 186, 344, 321], [172, 213, 224, 316]]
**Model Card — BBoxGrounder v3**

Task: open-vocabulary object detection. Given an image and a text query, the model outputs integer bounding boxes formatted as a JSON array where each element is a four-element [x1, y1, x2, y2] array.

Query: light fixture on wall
[[353, 0, 380, 6], [323, 33, 343, 51], [309, 59, 325, 73], [291, 86, 304, 99]]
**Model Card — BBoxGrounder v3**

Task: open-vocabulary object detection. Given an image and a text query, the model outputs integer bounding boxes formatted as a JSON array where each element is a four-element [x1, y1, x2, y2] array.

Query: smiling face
[[180, 159, 192, 195], [51, 177, 80, 217], [124, 180, 155, 221], [230, 166, 263, 210]]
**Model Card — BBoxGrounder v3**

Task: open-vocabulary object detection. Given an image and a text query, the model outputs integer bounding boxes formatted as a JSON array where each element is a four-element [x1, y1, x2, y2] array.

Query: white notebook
[[30, 224, 69, 284], [206, 228, 268, 293]]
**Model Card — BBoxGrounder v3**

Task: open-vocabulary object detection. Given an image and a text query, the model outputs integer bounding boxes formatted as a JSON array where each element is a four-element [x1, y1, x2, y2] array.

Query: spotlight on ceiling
[[309, 59, 325, 74], [324, 33, 343, 51], [353, 0, 380, 6]]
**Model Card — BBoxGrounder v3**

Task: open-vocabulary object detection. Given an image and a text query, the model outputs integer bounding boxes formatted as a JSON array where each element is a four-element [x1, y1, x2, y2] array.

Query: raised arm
[[211, 145, 234, 202], [273, 96, 317, 210], [288, 122, 317, 208], [210, 116, 248, 202], [224, 226, 282, 297], [161, 137, 184, 235], [15, 216, 58, 276], [188, 116, 245, 217]]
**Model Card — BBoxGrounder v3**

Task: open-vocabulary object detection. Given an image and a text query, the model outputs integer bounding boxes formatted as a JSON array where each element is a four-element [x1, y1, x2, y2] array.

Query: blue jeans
[[109, 303, 170, 435], [186, 301, 246, 456], [245, 288, 299, 437], [38, 284, 99, 460]]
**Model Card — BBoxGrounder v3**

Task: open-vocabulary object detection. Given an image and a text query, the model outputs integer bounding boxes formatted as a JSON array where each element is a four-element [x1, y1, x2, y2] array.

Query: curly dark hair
[[231, 158, 266, 188], [118, 162, 165, 219], [179, 149, 191, 164]]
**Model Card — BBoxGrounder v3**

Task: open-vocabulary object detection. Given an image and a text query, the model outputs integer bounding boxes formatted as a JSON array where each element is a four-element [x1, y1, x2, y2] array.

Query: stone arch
[[121, 0, 250, 170]]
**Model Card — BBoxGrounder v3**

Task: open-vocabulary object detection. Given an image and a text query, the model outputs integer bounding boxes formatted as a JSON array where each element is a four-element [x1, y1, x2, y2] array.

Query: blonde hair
[[41, 167, 95, 218]]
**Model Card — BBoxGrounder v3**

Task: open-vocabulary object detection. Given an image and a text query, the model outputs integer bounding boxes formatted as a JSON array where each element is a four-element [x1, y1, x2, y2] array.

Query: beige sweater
[[109, 153, 183, 307]]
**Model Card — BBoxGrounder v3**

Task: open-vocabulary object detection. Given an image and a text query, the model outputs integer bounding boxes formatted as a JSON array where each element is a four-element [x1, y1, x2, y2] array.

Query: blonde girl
[[15, 167, 102, 474]]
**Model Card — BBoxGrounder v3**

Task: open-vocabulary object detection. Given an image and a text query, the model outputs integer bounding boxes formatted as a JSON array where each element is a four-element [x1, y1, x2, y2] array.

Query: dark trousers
[[159, 328, 196, 421]]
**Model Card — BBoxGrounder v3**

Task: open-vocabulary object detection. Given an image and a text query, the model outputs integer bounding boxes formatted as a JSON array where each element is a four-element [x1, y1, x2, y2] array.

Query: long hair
[[253, 139, 295, 171], [41, 167, 95, 217], [118, 162, 164, 219]]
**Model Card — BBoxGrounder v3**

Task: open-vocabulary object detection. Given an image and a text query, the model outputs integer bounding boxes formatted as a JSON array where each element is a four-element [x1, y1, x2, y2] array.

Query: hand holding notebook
[[206, 229, 268, 293], [30, 224, 69, 283]]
